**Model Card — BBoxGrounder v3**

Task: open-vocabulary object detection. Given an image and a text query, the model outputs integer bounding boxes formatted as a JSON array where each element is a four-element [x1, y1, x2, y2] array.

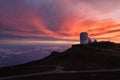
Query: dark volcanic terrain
[[21, 41, 120, 70], [1, 41, 120, 80]]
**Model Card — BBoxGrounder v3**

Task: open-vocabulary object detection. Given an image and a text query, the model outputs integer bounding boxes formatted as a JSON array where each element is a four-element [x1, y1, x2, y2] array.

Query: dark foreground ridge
[[1, 41, 120, 80]]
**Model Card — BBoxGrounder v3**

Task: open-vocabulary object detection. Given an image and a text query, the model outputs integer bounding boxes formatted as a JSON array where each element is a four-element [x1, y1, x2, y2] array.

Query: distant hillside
[[18, 41, 120, 71]]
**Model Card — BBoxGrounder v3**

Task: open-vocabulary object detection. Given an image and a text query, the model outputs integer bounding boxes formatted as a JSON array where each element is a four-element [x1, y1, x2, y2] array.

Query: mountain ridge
[[16, 41, 120, 70], [1, 41, 120, 79]]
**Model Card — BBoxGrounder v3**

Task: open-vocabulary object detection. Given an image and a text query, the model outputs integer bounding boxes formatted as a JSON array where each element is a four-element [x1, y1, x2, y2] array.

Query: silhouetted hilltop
[[17, 41, 120, 71], [88, 41, 120, 51], [1, 41, 120, 70], [1, 41, 120, 79]]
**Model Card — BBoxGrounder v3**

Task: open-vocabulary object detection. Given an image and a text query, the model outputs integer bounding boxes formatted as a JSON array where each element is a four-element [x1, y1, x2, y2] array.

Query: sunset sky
[[0, 0, 120, 44]]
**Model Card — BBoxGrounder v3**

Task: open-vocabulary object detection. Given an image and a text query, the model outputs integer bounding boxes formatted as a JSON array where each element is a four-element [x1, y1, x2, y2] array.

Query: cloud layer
[[0, 0, 120, 43]]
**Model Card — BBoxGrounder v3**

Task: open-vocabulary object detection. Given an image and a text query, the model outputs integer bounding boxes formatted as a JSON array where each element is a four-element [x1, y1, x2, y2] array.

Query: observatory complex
[[80, 32, 96, 44]]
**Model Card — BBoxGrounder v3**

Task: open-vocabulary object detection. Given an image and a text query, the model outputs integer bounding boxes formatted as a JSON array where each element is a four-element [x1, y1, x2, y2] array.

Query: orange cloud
[[57, 16, 120, 42], [0, 0, 120, 43]]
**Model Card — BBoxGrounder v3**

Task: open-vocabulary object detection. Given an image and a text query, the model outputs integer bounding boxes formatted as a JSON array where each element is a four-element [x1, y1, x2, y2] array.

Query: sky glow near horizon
[[0, 0, 120, 44]]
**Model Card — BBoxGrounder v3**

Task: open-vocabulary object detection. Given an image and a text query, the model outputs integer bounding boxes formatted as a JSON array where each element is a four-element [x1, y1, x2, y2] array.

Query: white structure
[[80, 32, 93, 44], [80, 32, 89, 44]]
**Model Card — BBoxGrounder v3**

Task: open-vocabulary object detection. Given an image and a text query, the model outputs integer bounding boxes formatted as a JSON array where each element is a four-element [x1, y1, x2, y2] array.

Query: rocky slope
[[1, 41, 120, 79], [18, 41, 120, 70]]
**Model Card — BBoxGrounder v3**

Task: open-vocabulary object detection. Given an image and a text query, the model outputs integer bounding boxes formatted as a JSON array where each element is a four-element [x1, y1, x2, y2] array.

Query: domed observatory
[[80, 32, 89, 44]]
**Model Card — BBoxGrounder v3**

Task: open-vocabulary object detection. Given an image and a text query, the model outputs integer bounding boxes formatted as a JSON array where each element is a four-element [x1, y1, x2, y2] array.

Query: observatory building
[[80, 32, 92, 44]]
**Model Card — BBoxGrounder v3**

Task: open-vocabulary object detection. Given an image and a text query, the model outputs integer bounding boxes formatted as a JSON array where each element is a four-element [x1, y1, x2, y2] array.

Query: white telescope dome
[[80, 32, 89, 44]]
